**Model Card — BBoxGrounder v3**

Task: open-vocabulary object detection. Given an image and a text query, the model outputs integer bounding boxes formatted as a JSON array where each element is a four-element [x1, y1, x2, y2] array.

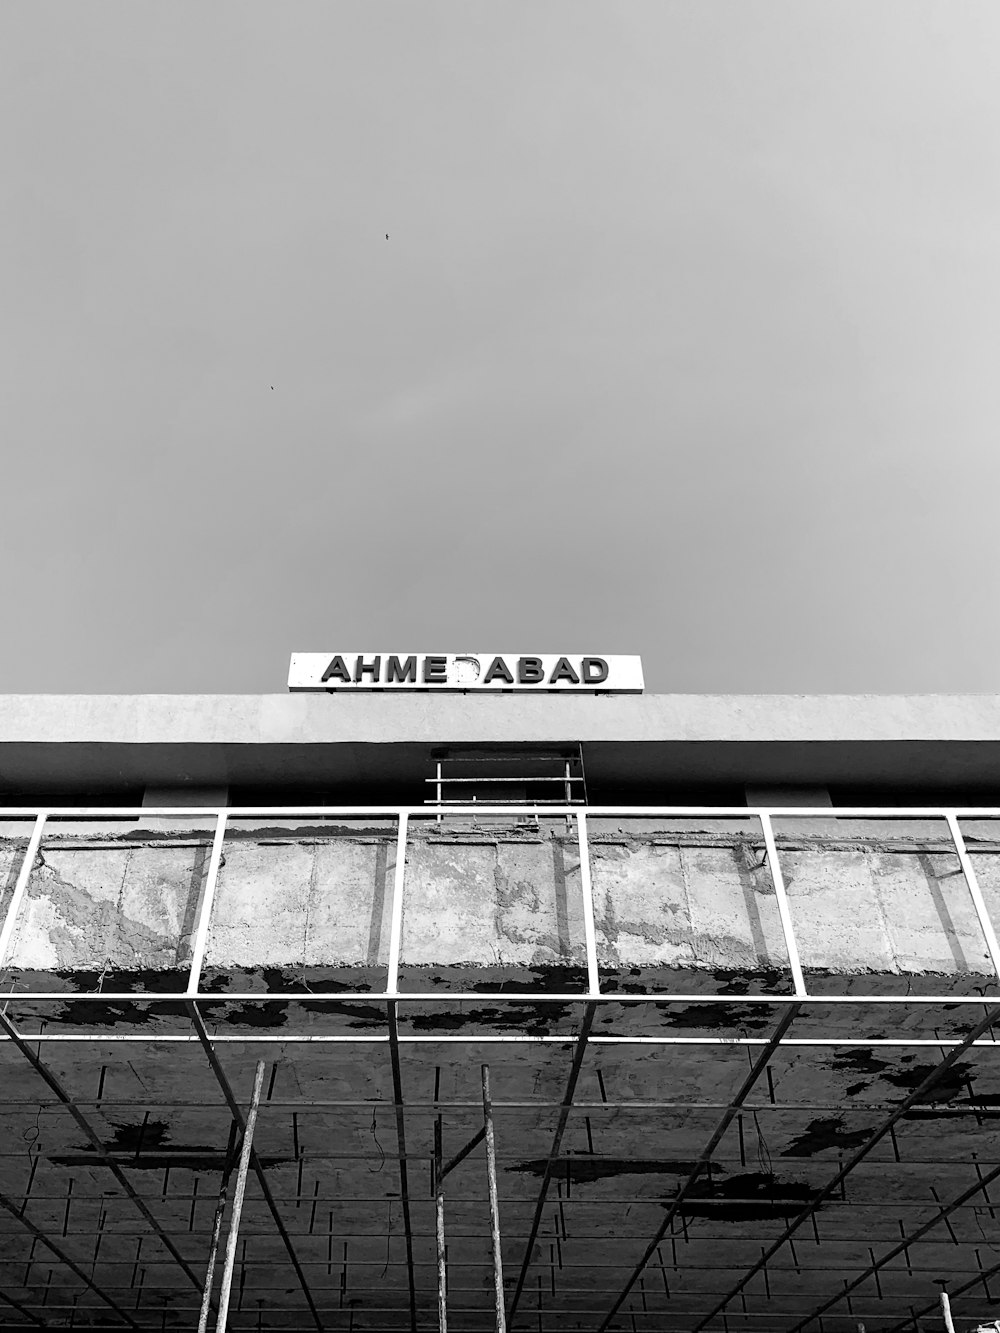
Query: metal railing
[[0, 804, 998, 1041]]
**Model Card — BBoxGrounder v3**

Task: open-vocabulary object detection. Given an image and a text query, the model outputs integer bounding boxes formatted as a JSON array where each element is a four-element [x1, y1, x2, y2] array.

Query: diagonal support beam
[[507, 1002, 596, 1329], [0, 1008, 207, 1303], [595, 1003, 800, 1333], [439, 1126, 485, 1181], [0, 1185, 141, 1330], [187, 1002, 324, 1332], [691, 1000, 1000, 1333]]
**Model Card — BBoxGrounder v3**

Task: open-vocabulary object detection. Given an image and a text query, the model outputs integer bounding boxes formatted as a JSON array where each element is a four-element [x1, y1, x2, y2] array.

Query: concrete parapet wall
[[2, 819, 1000, 991]]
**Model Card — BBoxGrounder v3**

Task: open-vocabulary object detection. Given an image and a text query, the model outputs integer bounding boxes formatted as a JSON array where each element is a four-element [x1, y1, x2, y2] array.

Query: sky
[[2, 2, 999, 695]]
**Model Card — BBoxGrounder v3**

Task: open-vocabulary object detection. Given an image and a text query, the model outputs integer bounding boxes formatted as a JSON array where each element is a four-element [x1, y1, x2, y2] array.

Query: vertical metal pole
[[759, 813, 807, 997], [187, 813, 228, 995], [434, 1117, 447, 1333], [0, 815, 46, 969], [939, 1289, 955, 1333], [215, 1060, 266, 1333], [481, 1065, 507, 1333], [197, 1121, 240, 1333], [946, 814, 1000, 983], [386, 814, 408, 995], [576, 813, 601, 998], [436, 762, 443, 823]]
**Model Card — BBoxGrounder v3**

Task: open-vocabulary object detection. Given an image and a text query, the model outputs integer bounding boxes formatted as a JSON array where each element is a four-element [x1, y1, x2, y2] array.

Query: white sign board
[[288, 653, 644, 693]]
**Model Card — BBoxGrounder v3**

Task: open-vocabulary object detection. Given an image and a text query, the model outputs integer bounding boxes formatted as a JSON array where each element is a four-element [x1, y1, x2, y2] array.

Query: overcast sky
[[2, 2, 999, 694]]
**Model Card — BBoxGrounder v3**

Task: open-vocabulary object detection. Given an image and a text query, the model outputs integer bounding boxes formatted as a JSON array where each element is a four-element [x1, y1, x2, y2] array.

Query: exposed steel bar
[[0, 1007, 208, 1302], [187, 1003, 324, 1332], [435, 1116, 448, 1333], [595, 1003, 800, 1333], [0, 814, 46, 967], [691, 1000, 1000, 1332], [0, 1286, 45, 1326], [215, 1059, 266, 1333], [196, 1120, 240, 1333], [0, 1185, 141, 1329], [482, 1063, 507, 1333], [786, 1152, 1000, 1329]]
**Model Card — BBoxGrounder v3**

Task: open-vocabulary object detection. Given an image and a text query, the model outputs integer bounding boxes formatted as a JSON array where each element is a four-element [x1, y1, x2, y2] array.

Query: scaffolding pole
[[481, 1064, 506, 1333], [435, 1117, 447, 1333], [215, 1060, 266, 1333], [196, 1121, 240, 1333]]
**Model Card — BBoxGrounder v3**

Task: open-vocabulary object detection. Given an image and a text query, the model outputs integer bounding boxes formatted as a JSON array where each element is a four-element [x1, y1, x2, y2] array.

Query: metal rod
[[0, 1007, 208, 1302], [577, 812, 600, 997], [387, 1002, 418, 1333], [386, 814, 408, 995], [196, 1120, 240, 1333], [187, 1003, 324, 1332], [507, 1003, 596, 1328], [215, 1060, 266, 1333], [946, 813, 1000, 981], [186, 812, 228, 994], [0, 1185, 141, 1329], [482, 1064, 507, 1333], [435, 1116, 448, 1333], [0, 1285, 45, 1326], [439, 1126, 485, 1181], [595, 1004, 799, 1333], [0, 814, 46, 967], [691, 1000, 1000, 1332], [759, 812, 807, 996], [786, 1152, 1000, 1330]]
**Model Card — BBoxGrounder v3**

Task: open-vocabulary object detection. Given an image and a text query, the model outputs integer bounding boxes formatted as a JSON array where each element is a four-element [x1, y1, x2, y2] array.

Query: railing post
[[759, 813, 807, 997], [386, 814, 408, 995], [576, 812, 600, 997], [186, 813, 228, 995], [0, 814, 46, 970], [946, 813, 1000, 983]]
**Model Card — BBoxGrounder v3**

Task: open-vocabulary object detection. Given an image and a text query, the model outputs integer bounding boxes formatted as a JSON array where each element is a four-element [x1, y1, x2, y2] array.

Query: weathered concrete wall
[[2, 819, 999, 997]]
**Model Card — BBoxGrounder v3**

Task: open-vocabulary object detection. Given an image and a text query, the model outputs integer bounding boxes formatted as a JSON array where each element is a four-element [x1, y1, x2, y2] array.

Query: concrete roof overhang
[[2, 693, 1000, 794]]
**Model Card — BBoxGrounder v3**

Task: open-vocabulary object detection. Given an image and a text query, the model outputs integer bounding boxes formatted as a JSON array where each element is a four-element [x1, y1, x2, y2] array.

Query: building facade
[[2, 692, 1000, 1332]]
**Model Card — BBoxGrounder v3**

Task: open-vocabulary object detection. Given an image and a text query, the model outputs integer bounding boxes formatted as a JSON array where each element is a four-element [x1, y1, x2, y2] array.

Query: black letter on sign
[[518, 656, 544, 684], [386, 655, 417, 683], [581, 656, 609, 685], [423, 656, 448, 683], [483, 656, 514, 685], [321, 655, 351, 684], [354, 656, 381, 683], [549, 656, 580, 685]]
